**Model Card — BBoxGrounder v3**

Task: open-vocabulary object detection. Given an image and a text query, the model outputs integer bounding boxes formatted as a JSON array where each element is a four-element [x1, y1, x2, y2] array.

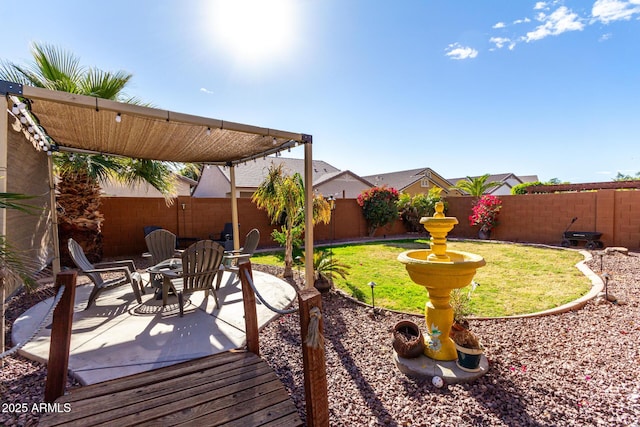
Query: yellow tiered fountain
[[396, 202, 487, 380]]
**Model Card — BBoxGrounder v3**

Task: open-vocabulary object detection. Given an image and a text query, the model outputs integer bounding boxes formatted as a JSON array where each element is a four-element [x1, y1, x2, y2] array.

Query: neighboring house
[[363, 167, 460, 196], [101, 174, 197, 198], [448, 173, 539, 196], [192, 156, 373, 199], [310, 170, 374, 199]]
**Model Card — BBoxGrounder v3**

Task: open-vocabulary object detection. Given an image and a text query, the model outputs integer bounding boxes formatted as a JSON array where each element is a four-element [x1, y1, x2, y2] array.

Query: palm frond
[[116, 159, 177, 198], [0, 236, 38, 290], [0, 62, 31, 85], [81, 68, 132, 100], [0, 192, 41, 214], [54, 153, 121, 182], [28, 42, 84, 91]]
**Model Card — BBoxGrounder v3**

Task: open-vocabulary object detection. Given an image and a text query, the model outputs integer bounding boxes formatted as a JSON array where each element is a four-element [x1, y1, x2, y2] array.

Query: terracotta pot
[[314, 277, 332, 293]]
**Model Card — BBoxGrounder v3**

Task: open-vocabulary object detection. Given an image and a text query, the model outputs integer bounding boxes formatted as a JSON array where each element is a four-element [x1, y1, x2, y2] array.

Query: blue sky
[[1, 0, 639, 184]]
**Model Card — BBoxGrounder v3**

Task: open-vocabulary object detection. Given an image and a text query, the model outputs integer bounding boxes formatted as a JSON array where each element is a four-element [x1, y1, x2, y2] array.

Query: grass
[[251, 239, 590, 317]]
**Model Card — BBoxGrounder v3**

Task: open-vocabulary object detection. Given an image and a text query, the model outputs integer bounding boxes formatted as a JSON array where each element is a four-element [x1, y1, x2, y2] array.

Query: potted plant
[[449, 281, 484, 372], [469, 195, 502, 239], [392, 320, 425, 358], [302, 250, 350, 293]]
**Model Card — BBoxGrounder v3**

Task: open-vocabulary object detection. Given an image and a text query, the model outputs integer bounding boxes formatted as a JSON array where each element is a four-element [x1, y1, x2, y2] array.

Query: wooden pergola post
[[1, 94, 7, 356], [44, 271, 77, 403], [298, 287, 329, 426], [239, 262, 259, 356]]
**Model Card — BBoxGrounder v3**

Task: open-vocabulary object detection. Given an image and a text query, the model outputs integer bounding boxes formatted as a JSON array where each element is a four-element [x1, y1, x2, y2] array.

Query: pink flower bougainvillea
[[469, 195, 502, 232], [357, 186, 399, 237]]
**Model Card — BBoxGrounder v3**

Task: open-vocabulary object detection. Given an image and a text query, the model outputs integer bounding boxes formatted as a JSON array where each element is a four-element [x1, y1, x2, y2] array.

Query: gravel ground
[[1, 250, 639, 426]]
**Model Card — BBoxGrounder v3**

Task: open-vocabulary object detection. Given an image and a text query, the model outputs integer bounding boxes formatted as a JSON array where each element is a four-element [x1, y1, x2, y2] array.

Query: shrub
[[469, 195, 502, 232], [357, 186, 399, 237], [397, 188, 445, 232], [511, 181, 542, 195]]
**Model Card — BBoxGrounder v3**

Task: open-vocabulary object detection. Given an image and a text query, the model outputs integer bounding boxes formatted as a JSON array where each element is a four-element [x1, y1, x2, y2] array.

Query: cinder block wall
[[101, 189, 640, 257], [445, 190, 639, 249]]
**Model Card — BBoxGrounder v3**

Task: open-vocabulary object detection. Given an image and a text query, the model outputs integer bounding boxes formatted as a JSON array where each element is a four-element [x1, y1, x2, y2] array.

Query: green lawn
[[251, 239, 590, 317]]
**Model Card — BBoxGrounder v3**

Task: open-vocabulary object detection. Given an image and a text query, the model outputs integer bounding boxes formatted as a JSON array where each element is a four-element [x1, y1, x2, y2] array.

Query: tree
[[452, 174, 501, 197], [1, 43, 178, 263], [614, 172, 640, 181], [252, 164, 331, 278], [357, 186, 399, 237]]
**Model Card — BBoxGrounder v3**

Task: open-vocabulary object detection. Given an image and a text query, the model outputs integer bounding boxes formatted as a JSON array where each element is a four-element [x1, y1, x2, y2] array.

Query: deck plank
[[56, 351, 251, 402], [40, 355, 267, 426], [40, 351, 302, 427]]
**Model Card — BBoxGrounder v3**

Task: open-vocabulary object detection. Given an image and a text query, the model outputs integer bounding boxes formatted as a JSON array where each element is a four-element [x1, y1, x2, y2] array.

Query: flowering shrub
[[357, 186, 399, 237], [469, 195, 502, 232]]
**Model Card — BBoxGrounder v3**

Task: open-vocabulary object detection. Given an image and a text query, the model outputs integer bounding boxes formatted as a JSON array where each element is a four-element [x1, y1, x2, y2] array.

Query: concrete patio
[[11, 269, 297, 385]]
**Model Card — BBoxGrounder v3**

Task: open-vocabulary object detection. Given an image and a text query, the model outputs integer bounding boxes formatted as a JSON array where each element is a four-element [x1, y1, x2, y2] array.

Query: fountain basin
[[398, 249, 486, 290]]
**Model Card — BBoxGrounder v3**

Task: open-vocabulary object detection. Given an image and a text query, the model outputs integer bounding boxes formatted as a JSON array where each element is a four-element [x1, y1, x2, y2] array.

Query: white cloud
[[445, 43, 479, 60], [200, 87, 214, 95], [454, 0, 635, 57], [514, 17, 532, 24], [524, 6, 585, 42], [592, 0, 640, 24], [490, 37, 516, 50]]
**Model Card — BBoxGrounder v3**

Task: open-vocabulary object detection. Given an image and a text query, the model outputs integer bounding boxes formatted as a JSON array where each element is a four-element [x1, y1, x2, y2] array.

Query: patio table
[[146, 258, 182, 300]]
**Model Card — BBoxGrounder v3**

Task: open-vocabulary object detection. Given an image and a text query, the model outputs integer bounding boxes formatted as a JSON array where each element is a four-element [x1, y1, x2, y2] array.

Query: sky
[[1, 0, 639, 184]]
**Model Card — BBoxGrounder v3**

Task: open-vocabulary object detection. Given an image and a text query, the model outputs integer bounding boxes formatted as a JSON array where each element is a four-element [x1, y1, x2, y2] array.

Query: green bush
[[511, 181, 542, 195], [397, 188, 445, 232]]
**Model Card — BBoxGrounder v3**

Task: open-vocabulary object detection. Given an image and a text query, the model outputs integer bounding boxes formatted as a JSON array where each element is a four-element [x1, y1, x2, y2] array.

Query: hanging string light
[[7, 95, 58, 153]]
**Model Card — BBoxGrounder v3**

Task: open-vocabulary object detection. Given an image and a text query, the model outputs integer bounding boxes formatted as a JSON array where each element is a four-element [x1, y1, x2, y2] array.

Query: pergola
[[0, 80, 316, 286]]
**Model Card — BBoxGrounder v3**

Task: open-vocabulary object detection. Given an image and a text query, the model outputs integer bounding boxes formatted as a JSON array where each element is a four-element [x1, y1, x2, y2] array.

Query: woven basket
[[392, 320, 425, 358]]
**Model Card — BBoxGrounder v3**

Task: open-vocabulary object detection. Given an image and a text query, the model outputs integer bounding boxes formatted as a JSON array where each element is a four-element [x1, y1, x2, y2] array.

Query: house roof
[[3, 81, 309, 164], [362, 167, 451, 191], [363, 167, 426, 190], [219, 156, 341, 188], [313, 170, 374, 187]]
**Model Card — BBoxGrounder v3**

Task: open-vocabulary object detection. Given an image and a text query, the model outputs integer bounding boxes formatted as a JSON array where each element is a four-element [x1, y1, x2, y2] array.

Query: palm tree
[[252, 164, 331, 278], [453, 174, 501, 197], [1, 43, 178, 263]]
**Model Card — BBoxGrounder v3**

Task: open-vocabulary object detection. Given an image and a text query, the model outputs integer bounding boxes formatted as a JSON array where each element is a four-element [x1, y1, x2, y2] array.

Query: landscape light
[[368, 281, 376, 314]]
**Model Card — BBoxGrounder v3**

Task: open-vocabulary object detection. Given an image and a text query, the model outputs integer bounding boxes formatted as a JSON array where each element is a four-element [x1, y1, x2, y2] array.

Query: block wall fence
[[100, 189, 640, 257]]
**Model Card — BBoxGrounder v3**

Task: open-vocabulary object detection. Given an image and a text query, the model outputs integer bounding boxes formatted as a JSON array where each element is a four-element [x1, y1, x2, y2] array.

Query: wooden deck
[[39, 351, 303, 427]]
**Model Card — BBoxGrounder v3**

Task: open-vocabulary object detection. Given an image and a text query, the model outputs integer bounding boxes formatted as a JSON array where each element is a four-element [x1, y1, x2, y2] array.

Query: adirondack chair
[[216, 228, 260, 290], [67, 238, 143, 310], [145, 229, 181, 292], [145, 229, 178, 265], [161, 240, 225, 317]]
